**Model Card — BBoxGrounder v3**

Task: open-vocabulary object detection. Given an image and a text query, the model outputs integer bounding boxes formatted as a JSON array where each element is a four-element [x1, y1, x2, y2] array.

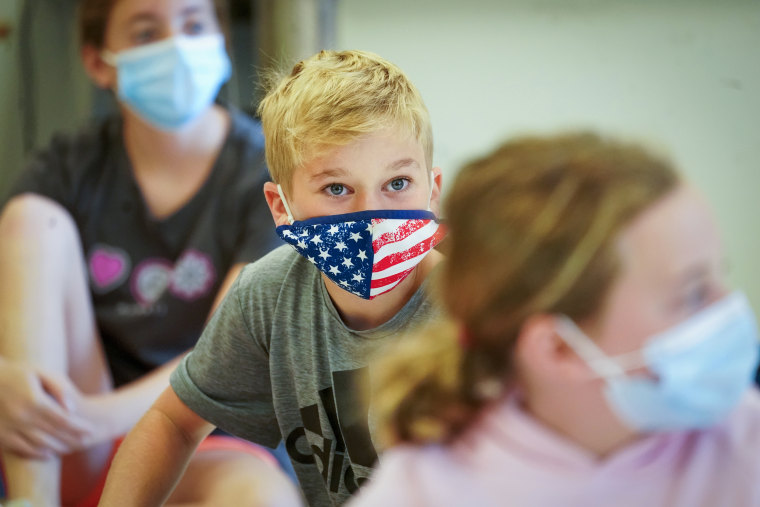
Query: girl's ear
[[81, 44, 116, 89], [263, 181, 292, 226], [515, 314, 593, 383]]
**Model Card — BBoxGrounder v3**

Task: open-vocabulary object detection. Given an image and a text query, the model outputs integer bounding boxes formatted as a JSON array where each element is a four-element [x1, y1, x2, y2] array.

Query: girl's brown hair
[[371, 132, 680, 447]]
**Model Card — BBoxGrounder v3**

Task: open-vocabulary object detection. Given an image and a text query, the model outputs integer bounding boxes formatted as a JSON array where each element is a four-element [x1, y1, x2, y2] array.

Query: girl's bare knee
[[171, 451, 303, 507], [0, 194, 77, 241]]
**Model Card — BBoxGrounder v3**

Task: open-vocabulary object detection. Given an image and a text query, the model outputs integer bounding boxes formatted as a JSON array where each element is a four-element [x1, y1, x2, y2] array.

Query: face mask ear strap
[[276, 184, 295, 225], [426, 170, 435, 212], [555, 315, 627, 378]]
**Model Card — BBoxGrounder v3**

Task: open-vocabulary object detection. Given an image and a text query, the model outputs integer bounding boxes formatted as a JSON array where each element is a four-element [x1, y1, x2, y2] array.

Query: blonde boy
[[100, 50, 445, 506]]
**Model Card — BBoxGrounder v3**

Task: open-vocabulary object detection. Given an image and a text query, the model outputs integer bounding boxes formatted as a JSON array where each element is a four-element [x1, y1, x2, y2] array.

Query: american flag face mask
[[275, 187, 446, 300]]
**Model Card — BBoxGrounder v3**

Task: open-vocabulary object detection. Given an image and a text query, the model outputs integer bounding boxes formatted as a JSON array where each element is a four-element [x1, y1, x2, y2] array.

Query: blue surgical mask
[[556, 291, 759, 431], [275, 180, 445, 299], [102, 34, 231, 130]]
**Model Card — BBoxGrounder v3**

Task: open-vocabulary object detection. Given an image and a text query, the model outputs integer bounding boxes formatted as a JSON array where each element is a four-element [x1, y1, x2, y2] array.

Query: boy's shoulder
[[237, 244, 316, 295], [240, 242, 301, 272]]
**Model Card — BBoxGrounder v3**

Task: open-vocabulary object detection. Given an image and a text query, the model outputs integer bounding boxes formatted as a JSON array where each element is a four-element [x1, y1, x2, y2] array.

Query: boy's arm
[[99, 385, 214, 506]]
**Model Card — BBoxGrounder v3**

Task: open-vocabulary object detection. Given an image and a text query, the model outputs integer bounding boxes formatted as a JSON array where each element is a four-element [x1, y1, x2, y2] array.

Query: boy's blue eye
[[388, 178, 409, 191], [328, 183, 345, 196]]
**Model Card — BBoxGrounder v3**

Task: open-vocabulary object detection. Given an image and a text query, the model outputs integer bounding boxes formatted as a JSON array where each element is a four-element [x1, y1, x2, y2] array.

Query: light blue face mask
[[102, 34, 231, 130], [556, 291, 760, 431]]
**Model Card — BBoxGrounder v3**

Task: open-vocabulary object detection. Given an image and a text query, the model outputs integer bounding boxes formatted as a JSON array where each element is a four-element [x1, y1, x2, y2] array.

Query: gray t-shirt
[[171, 245, 440, 506]]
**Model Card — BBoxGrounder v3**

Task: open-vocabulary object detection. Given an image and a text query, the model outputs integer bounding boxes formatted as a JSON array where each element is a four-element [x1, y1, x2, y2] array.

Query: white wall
[[336, 0, 760, 309]]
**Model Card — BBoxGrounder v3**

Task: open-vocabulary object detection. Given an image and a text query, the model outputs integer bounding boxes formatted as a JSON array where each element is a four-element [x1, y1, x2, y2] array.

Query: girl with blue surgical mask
[[97, 7, 231, 131], [0, 0, 298, 506], [349, 133, 760, 507]]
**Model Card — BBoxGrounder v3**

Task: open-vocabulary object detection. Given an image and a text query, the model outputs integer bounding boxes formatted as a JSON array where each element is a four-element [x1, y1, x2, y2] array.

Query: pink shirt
[[350, 389, 760, 507]]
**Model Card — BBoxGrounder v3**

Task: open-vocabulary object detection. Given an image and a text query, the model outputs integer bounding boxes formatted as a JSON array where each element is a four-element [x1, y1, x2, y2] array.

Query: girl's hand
[[0, 361, 95, 458]]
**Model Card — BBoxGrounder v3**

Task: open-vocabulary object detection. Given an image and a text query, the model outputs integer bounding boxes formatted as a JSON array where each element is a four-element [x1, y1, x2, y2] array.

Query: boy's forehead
[[302, 130, 427, 173], [302, 157, 423, 177]]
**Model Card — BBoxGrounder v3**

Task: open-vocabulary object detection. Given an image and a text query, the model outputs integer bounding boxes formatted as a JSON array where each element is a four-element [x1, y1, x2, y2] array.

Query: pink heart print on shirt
[[89, 245, 131, 293]]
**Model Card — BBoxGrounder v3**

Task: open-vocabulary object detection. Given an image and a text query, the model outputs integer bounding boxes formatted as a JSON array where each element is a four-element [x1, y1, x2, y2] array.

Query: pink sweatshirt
[[350, 389, 760, 507]]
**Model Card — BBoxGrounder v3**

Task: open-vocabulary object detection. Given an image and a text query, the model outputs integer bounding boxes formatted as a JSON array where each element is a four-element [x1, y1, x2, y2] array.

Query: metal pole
[[253, 0, 336, 103]]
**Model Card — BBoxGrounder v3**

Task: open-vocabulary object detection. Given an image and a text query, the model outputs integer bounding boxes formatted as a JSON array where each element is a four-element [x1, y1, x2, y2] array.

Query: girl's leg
[[167, 446, 303, 507], [0, 194, 113, 506]]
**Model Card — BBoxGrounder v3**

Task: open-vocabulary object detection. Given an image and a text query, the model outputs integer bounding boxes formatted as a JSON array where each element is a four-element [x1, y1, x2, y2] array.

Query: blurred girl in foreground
[[351, 132, 760, 507]]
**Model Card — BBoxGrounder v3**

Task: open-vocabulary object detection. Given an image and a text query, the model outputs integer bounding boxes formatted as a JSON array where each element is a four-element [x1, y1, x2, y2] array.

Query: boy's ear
[[515, 314, 591, 383], [81, 44, 116, 90], [429, 166, 443, 216], [263, 181, 292, 226]]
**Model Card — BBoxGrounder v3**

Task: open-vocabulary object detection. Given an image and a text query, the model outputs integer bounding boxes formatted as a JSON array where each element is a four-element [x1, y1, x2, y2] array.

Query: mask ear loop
[[276, 184, 295, 225], [426, 170, 435, 212], [555, 315, 628, 378]]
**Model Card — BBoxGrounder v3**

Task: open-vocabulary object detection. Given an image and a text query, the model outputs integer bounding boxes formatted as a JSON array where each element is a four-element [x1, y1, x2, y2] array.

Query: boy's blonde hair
[[257, 50, 433, 193]]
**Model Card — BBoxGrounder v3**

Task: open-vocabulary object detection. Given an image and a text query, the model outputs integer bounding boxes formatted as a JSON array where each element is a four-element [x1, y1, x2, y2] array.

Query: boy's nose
[[354, 193, 382, 213]]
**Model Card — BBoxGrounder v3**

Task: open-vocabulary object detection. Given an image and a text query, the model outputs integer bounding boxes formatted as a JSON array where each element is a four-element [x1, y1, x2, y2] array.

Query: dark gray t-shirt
[[171, 245, 440, 506], [5, 108, 280, 386]]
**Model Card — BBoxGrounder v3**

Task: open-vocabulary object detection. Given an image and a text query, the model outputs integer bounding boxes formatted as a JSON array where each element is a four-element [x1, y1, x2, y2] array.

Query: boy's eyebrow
[[387, 158, 420, 171], [309, 167, 348, 182], [309, 158, 421, 182]]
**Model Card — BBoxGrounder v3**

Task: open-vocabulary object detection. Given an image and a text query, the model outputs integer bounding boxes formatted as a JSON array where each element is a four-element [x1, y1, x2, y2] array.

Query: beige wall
[[336, 0, 760, 310]]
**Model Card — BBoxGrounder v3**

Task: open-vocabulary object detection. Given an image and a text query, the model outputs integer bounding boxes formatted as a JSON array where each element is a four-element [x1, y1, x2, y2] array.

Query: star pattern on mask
[[277, 212, 445, 299], [282, 220, 373, 297]]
